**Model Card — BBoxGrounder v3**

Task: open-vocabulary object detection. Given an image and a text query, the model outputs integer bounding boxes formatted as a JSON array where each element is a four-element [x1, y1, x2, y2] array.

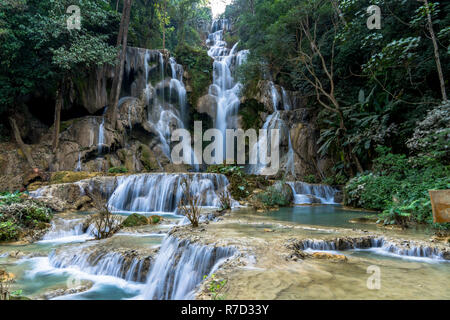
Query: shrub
[[345, 147, 450, 227], [257, 182, 293, 207], [303, 175, 317, 184], [0, 221, 19, 242], [174, 44, 213, 106], [207, 165, 250, 200]]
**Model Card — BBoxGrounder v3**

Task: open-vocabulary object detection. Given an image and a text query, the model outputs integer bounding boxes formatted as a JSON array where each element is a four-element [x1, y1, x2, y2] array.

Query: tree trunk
[[108, 0, 133, 129], [423, 0, 447, 101], [52, 78, 65, 153], [9, 117, 35, 169]]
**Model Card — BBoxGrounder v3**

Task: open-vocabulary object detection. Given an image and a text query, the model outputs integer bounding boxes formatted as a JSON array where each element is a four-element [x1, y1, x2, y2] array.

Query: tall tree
[[107, 0, 133, 129]]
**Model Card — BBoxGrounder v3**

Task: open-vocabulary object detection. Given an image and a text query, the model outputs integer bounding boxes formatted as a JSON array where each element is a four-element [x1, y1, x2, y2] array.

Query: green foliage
[[108, 166, 128, 174], [227, 0, 449, 177], [238, 99, 264, 131], [207, 165, 249, 200], [0, 192, 23, 206], [257, 183, 292, 207], [303, 175, 316, 184], [322, 174, 347, 186], [174, 44, 213, 106], [203, 273, 227, 300], [0, 0, 118, 116], [345, 147, 450, 227], [0, 221, 19, 242]]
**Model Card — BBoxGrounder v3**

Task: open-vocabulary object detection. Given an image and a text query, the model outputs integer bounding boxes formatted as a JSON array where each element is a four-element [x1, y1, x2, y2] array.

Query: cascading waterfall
[[107, 173, 231, 214], [248, 111, 295, 176], [287, 181, 337, 204], [48, 247, 150, 282], [206, 19, 249, 161], [40, 219, 97, 244], [141, 236, 235, 300], [296, 237, 448, 261]]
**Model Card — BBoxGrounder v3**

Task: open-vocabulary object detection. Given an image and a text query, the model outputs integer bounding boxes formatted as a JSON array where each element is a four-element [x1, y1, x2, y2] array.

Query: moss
[[121, 213, 149, 228], [149, 215, 161, 224], [108, 166, 128, 174], [50, 171, 103, 184], [139, 144, 159, 172], [59, 120, 73, 133], [257, 182, 293, 207], [174, 44, 213, 107]]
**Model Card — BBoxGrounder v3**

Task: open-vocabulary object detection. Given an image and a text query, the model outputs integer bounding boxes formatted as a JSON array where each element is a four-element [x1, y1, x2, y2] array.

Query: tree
[[418, 0, 447, 102], [107, 0, 133, 129]]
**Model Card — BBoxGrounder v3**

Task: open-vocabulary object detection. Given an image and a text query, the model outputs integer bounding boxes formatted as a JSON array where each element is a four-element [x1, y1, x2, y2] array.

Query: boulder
[[196, 94, 217, 119], [122, 213, 149, 228]]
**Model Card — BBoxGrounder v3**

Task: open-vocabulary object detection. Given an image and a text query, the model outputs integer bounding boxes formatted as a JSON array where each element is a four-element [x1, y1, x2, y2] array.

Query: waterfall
[[40, 219, 87, 243], [141, 236, 235, 300], [48, 247, 151, 282], [287, 181, 337, 204], [294, 237, 448, 261], [206, 19, 248, 161], [75, 153, 82, 172], [270, 82, 280, 111], [248, 111, 295, 176], [282, 88, 291, 111], [97, 107, 108, 155], [107, 173, 232, 214]]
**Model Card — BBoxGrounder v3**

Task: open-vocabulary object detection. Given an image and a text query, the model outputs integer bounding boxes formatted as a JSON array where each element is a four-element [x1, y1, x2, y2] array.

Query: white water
[[107, 173, 231, 214], [75, 153, 82, 172], [39, 219, 96, 244], [98, 117, 105, 154], [248, 111, 295, 176], [287, 181, 337, 204], [140, 236, 235, 300], [299, 237, 448, 262], [206, 19, 249, 161]]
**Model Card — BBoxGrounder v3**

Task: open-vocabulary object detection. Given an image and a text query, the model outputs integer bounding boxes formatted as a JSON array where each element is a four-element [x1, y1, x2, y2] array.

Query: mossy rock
[[148, 215, 161, 224], [121, 213, 149, 227], [138, 144, 159, 172], [50, 171, 103, 185]]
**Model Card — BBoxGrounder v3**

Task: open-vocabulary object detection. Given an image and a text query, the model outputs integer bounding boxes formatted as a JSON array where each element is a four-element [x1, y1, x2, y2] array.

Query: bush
[[303, 175, 317, 184], [345, 147, 450, 227], [174, 44, 213, 106], [257, 182, 293, 207], [0, 221, 19, 242], [207, 165, 250, 200], [108, 166, 128, 174]]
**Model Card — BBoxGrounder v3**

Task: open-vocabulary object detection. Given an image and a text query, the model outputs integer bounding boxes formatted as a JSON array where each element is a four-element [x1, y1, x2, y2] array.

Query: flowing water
[[206, 19, 249, 161], [288, 181, 338, 204]]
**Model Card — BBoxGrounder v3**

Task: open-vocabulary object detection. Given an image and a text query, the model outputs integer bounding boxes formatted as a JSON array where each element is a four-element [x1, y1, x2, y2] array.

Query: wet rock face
[[196, 94, 217, 120]]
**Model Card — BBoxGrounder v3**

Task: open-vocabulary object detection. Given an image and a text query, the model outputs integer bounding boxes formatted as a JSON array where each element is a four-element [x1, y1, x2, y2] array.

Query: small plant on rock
[[203, 273, 227, 300]]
